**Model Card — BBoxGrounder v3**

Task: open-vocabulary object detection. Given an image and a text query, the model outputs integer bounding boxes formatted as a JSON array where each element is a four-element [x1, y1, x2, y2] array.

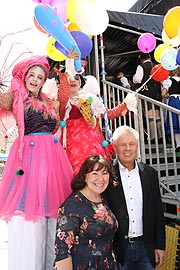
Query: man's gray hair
[[112, 125, 139, 144]]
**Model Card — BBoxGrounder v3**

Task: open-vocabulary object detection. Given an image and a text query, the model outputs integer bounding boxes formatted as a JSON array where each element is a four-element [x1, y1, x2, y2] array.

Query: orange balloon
[[67, 23, 80, 31], [33, 16, 47, 34], [163, 6, 180, 38]]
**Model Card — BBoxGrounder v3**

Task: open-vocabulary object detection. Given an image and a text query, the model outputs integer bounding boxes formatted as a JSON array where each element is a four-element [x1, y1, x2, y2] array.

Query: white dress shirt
[[133, 60, 151, 84], [118, 161, 143, 238]]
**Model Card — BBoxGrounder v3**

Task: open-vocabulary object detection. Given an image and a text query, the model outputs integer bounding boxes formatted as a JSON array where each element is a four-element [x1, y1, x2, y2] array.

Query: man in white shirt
[[105, 125, 165, 270]]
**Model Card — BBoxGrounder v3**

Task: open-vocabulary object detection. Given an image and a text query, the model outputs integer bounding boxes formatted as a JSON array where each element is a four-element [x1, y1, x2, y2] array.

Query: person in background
[[54, 154, 119, 270], [133, 52, 163, 143], [105, 125, 165, 270], [111, 70, 131, 89], [0, 55, 73, 270], [161, 67, 180, 153], [55, 48, 137, 176]]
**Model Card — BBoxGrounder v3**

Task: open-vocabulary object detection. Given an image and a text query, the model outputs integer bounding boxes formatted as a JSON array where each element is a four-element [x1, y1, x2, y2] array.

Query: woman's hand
[[67, 47, 79, 60]]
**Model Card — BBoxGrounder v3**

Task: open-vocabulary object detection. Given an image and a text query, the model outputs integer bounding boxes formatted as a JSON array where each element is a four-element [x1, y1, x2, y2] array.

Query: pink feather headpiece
[[11, 55, 50, 175]]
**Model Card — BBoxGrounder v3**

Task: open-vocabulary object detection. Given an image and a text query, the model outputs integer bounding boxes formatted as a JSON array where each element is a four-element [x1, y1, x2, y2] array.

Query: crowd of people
[[0, 49, 168, 270]]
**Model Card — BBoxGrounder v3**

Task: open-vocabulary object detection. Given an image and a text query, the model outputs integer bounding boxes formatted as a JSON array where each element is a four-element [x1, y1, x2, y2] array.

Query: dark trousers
[[119, 239, 155, 270]]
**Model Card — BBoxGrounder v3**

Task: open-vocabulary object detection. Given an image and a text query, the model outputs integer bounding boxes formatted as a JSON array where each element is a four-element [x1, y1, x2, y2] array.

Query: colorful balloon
[[160, 48, 178, 71], [34, 4, 82, 72], [67, 23, 80, 31], [52, 0, 67, 23], [163, 6, 180, 39], [70, 31, 93, 58], [137, 33, 156, 53], [154, 43, 170, 63], [176, 48, 180, 65], [55, 31, 93, 59], [162, 29, 180, 48], [75, 1, 109, 35], [46, 37, 67, 61], [33, 16, 47, 34], [150, 64, 169, 82], [66, 0, 81, 23]]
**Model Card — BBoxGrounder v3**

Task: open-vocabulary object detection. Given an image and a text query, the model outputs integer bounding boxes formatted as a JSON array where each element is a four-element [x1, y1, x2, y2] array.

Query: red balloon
[[150, 64, 169, 82]]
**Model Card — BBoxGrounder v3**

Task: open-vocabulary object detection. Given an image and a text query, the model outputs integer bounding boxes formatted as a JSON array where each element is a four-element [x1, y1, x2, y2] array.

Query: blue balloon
[[160, 48, 178, 71], [34, 4, 82, 72], [176, 48, 180, 65], [55, 31, 93, 59]]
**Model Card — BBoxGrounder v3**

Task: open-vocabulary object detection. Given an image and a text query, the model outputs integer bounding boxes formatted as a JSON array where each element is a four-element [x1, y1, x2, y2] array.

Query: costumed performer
[[0, 55, 73, 270], [55, 48, 137, 176]]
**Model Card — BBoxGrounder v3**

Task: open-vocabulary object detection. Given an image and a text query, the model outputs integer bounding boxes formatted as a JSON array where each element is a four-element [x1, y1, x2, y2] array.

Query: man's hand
[[155, 249, 165, 267]]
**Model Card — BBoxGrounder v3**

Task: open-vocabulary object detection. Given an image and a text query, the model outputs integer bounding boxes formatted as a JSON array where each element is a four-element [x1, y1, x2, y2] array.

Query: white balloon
[[75, 1, 109, 35], [162, 29, 180, 48]]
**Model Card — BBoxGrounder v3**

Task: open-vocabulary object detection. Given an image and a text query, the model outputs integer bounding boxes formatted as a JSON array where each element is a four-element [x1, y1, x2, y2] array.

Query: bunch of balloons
[[137, 6, 180, 82], [32, 0, 109, 71]]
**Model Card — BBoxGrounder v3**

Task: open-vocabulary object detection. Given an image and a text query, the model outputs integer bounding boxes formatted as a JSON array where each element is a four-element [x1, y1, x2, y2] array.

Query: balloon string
[[136, 64, 162, 93]]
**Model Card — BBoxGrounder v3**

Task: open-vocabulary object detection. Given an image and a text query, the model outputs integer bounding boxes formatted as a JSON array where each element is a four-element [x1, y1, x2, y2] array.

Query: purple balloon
[[55, 30, 93, 59], [55, 42, 69, 56]]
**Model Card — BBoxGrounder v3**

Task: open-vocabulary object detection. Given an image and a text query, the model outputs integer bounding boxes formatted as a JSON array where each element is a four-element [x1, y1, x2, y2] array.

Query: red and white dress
[[58, 73, 127, 175]]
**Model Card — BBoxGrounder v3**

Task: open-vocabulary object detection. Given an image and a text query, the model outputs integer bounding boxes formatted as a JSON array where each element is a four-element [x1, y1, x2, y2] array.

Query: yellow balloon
[[67, 23, 80, 31], [46, 37, 67, 62], [154, 43, 170, 63], [66, 0, 81, 23], [163, 6, 180, 39]]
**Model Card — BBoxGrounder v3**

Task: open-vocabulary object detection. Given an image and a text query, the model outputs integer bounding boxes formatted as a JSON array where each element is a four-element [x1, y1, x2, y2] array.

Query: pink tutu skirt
[[0, 133, 73, 221]]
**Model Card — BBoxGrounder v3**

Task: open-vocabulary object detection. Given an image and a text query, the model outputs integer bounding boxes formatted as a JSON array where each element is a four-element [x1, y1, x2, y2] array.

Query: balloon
[[160, 48, 178, 71], [54, 42, 68, 56], [162, 29, 180, 48], [176, 48, 180, 65], [46, 37, 67, 61], [55, 31, 93, 59], [67, 23, 80, 31], [75, 1, 109, 35], [163, 6, 180, 39], [154, 43, 170, 63], [33, 16, 47, 34], [137, 33, 156, 53], [70, 31, 93, 58], [52, 0, 67, 23], [150, 64, 169, 82], [66, 0, 81, 23], [34, 4, 82, 72], [178, 26, 180, 40]]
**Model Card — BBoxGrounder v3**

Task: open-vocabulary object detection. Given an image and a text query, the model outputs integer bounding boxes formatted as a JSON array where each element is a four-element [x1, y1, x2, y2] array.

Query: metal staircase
[[102, 80, 180, 220]]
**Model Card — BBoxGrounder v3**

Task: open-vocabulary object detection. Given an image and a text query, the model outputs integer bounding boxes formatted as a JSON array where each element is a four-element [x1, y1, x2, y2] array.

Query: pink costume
[[0, 56, 73, 222], [58, 72, 127, 176]]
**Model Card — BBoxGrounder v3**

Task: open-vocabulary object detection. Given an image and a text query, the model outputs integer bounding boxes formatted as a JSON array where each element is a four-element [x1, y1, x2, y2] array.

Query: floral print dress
[[55, 191, 118, 270]]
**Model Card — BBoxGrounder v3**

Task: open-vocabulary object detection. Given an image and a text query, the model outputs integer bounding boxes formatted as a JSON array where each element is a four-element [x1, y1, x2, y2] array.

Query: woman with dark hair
[[0, 55, 73, 270], [54, 154, 119, 270]]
